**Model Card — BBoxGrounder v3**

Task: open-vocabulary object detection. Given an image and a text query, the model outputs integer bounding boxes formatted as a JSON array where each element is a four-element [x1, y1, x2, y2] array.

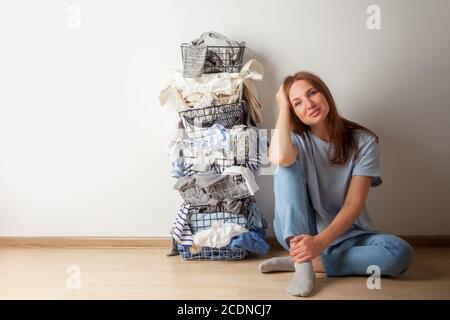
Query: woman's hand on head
[[289, 234, 325, 263], [276, 83, 291, 110]]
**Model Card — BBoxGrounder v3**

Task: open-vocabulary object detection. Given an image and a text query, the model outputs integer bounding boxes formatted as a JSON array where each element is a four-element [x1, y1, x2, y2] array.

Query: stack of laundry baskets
[[159, 32, 270, 260]]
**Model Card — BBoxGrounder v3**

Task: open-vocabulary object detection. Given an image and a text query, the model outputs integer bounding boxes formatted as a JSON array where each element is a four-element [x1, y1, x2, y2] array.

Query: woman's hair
[[283, 71, 378, 165]]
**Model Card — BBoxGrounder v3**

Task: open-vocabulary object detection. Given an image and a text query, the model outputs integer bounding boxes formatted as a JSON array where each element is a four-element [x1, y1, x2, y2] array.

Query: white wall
[[0, 0, 449, 237]]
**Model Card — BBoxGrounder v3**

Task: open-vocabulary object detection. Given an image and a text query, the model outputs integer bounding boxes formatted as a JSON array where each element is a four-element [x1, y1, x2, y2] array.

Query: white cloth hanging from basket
[[193, 221, 248, 248]]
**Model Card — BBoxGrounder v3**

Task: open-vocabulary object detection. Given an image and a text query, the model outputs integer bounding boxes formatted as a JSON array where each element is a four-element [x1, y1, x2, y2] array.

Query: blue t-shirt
[[291, 129, 382, 246]]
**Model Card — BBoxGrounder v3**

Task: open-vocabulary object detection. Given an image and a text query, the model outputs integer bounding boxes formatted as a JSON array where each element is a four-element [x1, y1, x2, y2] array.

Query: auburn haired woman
[[258, 71, 413, 297]]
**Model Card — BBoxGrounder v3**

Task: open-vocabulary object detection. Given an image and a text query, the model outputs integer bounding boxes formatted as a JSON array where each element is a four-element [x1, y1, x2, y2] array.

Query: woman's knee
[[274, 159, 305, 180], [274, 161, 306, 195], [380, 236, 414, 277]]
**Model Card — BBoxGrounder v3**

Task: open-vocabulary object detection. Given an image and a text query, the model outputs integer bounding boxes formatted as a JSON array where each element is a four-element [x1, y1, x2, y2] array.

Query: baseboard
[[0, 235, 449, 248], [398, 235, 450, 247], [0, 237, 170, 248]]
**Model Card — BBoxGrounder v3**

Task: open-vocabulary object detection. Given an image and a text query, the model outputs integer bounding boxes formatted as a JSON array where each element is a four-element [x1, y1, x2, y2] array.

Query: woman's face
[[288, 79, 330, 126]]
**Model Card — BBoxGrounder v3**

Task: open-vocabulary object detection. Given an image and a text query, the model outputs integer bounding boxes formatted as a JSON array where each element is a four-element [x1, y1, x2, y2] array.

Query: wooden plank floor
[[0, 246, 449, 299]]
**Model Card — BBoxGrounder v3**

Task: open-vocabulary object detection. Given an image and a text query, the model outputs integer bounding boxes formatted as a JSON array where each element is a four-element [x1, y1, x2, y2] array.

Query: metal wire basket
[[175, 203, 250, 260], [181, 43, 246, 75], [177, 244, 248, 260], [179, 125, 261, 173], [189, 211, 248, 234], [178, 174, 251, 206], [179, 102, 248, 139]]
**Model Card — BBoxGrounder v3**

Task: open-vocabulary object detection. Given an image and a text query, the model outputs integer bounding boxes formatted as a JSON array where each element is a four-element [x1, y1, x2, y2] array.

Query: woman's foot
[[259, 256, 295, 273], [259, 256, 326, 273], [259, 256, 322, 297], [288, 261, 315, 297]]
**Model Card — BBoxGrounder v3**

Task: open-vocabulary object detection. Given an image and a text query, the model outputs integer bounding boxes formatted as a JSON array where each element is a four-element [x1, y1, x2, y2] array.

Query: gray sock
[[259, 256, 295, 273], [287, 262, 315, 297]]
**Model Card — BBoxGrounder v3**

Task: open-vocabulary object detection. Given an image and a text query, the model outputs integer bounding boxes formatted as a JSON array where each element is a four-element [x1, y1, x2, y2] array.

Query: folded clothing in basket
[[159, 59, 264, 124], [177, 228, 269, 256], [171, 198, 263, 233], [173, 167, 258, 206], [183, 31, 245, 78], [171, 157, 261, 178], [165, 102, 250, 165], [179, 125, 268, 174], [178, 231, 270, 260], [191, 31, 244, 63], [171, 201, 269, 257], [181, 123, 232, 149], [179, 103, 248, 139]]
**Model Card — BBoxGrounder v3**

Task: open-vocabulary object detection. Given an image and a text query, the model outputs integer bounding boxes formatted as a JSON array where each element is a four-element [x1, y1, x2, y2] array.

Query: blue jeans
[[273, 160, 413, 277]]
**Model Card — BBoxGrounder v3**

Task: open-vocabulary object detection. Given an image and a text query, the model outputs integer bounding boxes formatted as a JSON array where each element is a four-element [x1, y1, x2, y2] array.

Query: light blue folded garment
[[229, 229, 269, 256]]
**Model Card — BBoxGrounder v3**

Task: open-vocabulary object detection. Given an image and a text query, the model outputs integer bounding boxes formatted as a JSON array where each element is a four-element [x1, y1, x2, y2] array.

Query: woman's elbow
[[270, 153, 296, 167]]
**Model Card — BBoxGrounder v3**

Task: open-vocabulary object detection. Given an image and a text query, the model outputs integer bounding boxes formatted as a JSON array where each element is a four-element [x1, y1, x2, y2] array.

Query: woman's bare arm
[[269, 84, 298, 166], [315, 175, 372, 247]]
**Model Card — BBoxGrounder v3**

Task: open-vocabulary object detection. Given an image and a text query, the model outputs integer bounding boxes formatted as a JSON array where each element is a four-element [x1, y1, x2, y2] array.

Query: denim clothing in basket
[[229, 229, 269, 256]]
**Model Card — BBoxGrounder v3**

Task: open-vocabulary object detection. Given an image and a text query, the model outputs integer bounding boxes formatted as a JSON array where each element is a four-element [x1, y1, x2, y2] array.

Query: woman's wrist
[[278, 103, 291, 113], [315, 232, 332, 251]]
